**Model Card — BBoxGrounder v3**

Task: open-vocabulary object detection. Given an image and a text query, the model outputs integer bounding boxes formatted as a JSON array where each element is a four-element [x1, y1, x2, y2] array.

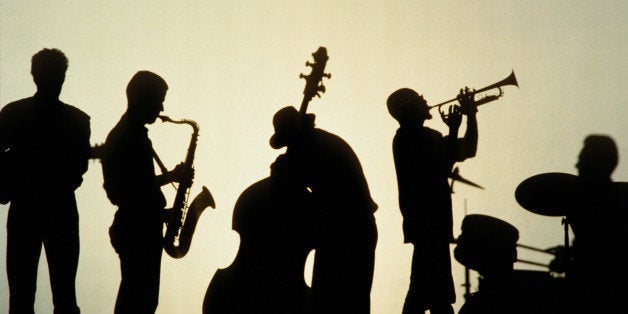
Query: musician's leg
[[403, 245, 426, 314], [43, 201, 80, 314], [114, 226, 162, 314], [7, 203, 42, 314]]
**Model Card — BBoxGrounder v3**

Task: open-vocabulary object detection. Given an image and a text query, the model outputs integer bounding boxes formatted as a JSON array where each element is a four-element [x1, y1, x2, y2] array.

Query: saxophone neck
[[158, 115, 200, 134]]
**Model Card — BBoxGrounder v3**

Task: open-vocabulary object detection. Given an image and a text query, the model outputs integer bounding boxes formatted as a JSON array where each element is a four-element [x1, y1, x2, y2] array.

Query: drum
[[454, 214, 519, 275], [460, 270, 570, 314]]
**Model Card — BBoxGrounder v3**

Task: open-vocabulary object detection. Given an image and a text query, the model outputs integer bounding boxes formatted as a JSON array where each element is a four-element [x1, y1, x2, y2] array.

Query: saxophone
[[159, 115, 215, 259]]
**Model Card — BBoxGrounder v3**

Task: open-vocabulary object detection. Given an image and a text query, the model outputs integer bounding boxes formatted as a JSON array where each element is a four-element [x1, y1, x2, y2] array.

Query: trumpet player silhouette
[[387, 87, 478, 314], [0, 48, 91, 314], [101, 71, 193, 313]]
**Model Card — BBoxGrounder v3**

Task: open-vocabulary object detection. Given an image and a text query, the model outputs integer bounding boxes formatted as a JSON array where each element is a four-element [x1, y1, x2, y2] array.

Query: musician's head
[[387, 88, 432, 125], [31, 48, 68, 99], [576, 134, 618, 181], [269, 106, 315, 149], [126, 71, 168, 124]]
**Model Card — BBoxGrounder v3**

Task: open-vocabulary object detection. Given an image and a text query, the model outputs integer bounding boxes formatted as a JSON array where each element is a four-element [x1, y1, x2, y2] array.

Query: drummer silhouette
[[513, 134, 628, 313], [567, 135, 628, 313]]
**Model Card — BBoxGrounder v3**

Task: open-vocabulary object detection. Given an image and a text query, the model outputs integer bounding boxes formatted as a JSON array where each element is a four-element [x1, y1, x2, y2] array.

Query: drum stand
[[562, 217, 570, 262]]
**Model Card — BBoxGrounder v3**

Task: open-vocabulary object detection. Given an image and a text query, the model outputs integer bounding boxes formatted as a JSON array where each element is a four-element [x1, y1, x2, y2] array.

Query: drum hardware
[[515, 172, 578, 273], [514, 172, 579, 217], [449, 167, 484, 193], [454, 213, 570, 306]]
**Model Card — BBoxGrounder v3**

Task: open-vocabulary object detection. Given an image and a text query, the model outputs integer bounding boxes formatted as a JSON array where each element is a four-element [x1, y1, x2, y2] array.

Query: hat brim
[[269, 134, 286, 149]]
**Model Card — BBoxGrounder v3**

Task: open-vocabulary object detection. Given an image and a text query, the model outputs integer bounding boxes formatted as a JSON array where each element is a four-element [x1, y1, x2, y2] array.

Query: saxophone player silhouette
[[101, 71, 193, 313]]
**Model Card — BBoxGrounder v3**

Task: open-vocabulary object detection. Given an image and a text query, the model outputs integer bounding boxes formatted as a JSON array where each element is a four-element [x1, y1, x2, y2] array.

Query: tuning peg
[[299, 73, 308, 79], [323, 73, 331, 79], [318, 85, 326, 93], [305, 61, 313, 67]]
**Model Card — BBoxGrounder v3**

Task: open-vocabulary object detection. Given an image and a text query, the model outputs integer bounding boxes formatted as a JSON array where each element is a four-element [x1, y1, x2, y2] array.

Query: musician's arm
[[156, 162, 194, 186], [456, 88, 478, 161], [459, 111, 478, 160]]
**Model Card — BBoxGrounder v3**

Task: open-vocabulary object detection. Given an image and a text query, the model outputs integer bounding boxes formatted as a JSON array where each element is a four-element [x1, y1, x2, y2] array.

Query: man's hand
[[440, 104, 462, 132], [457, 86, 477, 115], [169, 162, 194, 186], [163, 207, 182, 227]]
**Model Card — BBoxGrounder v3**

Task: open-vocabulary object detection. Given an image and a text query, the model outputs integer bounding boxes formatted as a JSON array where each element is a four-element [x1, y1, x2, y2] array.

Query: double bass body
[[203, 164, 316, 314]]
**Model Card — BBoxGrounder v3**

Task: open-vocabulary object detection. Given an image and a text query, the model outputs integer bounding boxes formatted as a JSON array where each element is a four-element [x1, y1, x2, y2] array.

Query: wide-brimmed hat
[[386, 88, 431, 121], [269, 106, 312, 149]]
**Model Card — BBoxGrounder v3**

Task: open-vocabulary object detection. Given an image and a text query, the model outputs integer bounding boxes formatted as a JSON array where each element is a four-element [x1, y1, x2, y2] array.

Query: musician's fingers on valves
[[170, 162, 195, 184], [457, 87, 478, 115]]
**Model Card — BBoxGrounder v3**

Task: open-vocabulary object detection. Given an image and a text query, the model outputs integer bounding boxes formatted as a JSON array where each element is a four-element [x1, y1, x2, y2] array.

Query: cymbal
[[515, 172, 579, 216]]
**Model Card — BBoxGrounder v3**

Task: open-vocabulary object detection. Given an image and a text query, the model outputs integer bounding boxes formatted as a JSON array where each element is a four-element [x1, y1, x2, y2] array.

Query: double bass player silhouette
[[204, 47, 378, 314]]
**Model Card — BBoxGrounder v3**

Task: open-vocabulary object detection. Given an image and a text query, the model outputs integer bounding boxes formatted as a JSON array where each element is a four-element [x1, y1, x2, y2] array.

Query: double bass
[[202, 47, 330, 314]]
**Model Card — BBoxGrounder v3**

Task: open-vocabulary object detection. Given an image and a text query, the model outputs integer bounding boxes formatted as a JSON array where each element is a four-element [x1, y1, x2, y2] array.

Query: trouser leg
[[44, 207, 80, 314], [312, 226, 377, 314], [7, 206, 42, 314], [114, 229, 162, 314]]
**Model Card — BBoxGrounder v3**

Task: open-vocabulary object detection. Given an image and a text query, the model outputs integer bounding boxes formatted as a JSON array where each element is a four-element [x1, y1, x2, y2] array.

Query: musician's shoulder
[[61, 102, 91, 122], [423, 126, 444, 138], [1, 97, 35, 115]]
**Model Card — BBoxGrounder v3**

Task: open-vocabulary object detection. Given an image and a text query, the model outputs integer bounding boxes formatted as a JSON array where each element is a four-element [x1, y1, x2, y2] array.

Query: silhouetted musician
[[567, 135, 628, 313], [0, 48, 90, 314], [387, 87, 477, 314]]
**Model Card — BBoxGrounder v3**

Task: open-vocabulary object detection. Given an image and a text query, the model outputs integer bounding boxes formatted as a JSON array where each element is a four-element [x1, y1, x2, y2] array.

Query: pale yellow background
[[1, 1, 627, 313]]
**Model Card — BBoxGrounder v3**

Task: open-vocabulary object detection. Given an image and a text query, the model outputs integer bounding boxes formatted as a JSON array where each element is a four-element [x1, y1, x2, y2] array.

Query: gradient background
[[1, 1, 626, 313]]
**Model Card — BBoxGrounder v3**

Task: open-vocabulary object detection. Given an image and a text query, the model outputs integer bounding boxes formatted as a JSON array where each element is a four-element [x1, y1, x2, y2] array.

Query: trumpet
[[429, 70, 519, 112]]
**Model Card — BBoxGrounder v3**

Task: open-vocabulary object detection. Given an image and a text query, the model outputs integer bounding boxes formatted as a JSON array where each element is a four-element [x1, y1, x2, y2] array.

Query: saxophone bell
[[165, 186, 215, 258]]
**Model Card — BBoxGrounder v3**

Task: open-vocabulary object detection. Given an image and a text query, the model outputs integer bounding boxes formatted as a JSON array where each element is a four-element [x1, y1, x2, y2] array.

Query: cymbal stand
[[461, 198, 471, 299], [561, 216, 572, 277], [562, 217, 570, 259]]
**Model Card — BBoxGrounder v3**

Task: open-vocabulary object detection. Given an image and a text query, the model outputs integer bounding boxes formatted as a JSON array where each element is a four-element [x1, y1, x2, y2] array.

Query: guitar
[[1, 144, 105, 204], [298, 46, 331, 114]]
